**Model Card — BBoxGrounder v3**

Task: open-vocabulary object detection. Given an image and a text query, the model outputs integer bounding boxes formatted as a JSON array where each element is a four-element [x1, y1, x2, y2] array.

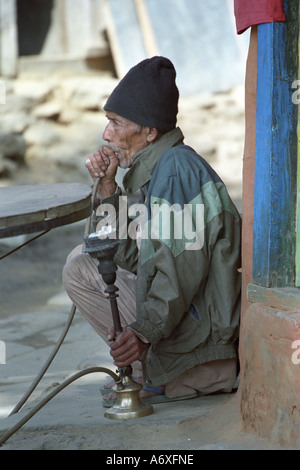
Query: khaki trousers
[[62, 245, 238, 398]]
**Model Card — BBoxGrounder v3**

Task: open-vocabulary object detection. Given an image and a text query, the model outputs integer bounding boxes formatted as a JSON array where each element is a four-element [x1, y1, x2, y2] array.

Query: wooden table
[[0, 183, 92, 239]]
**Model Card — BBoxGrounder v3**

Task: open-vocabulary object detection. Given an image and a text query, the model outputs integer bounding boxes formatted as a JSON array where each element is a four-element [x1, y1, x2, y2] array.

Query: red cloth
[[234, 0, 286, 34]]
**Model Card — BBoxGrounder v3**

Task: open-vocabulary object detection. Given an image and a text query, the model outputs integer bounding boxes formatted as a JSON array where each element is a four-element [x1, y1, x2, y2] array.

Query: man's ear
[[146, 127, 160, 143]]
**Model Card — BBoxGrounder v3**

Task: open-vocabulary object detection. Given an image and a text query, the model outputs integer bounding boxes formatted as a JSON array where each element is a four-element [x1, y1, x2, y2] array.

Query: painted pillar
[[252, 0, 298, 288], [295, 13, 300, 286]]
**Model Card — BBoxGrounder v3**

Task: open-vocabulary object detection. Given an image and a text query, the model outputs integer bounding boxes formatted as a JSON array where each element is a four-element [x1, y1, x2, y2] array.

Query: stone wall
[[0, 73, 118, 187], [0, 73, 244, 212]]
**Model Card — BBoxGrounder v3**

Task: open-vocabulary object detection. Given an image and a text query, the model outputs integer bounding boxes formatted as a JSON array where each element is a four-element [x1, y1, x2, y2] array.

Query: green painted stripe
[[139, 181, 239, 264]]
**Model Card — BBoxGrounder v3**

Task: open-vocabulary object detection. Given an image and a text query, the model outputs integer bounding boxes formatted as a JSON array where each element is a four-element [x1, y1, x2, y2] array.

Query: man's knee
[[165, 358, 238, 398], [62, 253, 85, 293], [62, 257, 76, 293]]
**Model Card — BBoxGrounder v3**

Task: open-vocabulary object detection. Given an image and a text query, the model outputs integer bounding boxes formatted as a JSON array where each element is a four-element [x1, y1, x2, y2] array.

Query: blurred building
[[0, 0, 249, 95], [0, 0, 110, 78]]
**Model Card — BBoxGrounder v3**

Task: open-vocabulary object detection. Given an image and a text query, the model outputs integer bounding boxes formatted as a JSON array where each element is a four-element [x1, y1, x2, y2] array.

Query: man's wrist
[[95, 183, 121, 205], [97, 180, 118, 198]]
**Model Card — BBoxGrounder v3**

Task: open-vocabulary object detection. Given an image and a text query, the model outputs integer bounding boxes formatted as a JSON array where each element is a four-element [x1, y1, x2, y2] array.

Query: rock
[[25, 142, 85, 169], [24, 143, 92, 185], [179, 93, 217, 113], [59, 76, 117, 111], [13, 79, 56, 105], [23, 121, 62, 147], [58, 107, 81, 125], [60, 117, 104, 151], [33, 102, 62, 120], [0, 111, 34, 134], [0, 155, 18, 177], [0, 133, 27, 161], [0, 132, 25, 177], [0, 93, 35, 115]]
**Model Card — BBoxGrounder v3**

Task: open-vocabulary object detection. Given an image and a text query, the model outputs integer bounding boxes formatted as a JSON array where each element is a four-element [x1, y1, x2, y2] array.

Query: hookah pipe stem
[[103, 272, 132, 376], [102, 271, 126, 348], [102, 271, 122, 337], [110, 291, 122, 338]]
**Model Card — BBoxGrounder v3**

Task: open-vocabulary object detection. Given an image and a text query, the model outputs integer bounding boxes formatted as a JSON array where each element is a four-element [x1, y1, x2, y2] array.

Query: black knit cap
[[104, 56, 179, 133]]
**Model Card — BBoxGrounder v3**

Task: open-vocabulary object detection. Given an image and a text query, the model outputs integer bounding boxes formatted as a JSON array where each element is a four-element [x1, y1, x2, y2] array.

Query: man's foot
[[103, 379, 116, 390], [102, 383, 165, 402], [102, 387, 199, 408], [102, 390, 118, 401]]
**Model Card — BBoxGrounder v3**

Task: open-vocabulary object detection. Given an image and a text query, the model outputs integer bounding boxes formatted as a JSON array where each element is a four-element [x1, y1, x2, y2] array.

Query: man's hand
[[107, 328, 149, 367], [85, 145, 119, 197]]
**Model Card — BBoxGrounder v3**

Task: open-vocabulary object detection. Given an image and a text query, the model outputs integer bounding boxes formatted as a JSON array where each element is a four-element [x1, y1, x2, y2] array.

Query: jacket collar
[[123, 127, 184, 193]]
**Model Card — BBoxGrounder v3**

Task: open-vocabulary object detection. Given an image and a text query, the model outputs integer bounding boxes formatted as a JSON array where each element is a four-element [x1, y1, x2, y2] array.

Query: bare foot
[[103, 386, 165, 402], [103, 379, 116, 390], [103, 391, 117, 401]]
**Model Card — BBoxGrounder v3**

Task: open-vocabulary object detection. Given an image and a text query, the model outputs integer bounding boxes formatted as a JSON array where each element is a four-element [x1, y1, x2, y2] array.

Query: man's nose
[[102, 123, 112, 141]]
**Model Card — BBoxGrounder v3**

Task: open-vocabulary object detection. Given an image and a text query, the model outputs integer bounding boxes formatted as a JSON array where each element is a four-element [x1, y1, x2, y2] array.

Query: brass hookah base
[[105, 371, 153, 420]]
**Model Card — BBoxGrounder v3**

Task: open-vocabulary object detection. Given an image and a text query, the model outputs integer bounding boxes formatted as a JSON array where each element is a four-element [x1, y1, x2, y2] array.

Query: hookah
[[83, 229, 153, 420], [0, 184, 153, 448]]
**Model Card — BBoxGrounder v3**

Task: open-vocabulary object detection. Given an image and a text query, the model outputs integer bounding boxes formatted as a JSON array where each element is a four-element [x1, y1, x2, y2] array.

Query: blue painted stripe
[[252, 16, 297, 287]]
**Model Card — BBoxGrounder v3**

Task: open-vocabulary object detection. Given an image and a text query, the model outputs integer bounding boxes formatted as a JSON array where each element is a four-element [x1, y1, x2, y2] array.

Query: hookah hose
[[0, 367, 120, 447], [8, 178, 100, 417], [0, 179, 109, 447]]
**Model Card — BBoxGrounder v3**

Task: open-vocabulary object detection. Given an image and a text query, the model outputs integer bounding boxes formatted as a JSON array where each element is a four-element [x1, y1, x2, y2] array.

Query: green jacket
[[95, 128, 241, 387]]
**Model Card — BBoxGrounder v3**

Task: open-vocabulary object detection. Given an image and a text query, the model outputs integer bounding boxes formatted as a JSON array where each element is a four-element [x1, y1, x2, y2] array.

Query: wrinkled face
[[102, 111, 150, 168]]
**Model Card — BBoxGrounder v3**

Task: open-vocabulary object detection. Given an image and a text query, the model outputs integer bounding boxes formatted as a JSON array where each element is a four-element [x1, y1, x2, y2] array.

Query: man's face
[[102, 111, 150, 168]]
